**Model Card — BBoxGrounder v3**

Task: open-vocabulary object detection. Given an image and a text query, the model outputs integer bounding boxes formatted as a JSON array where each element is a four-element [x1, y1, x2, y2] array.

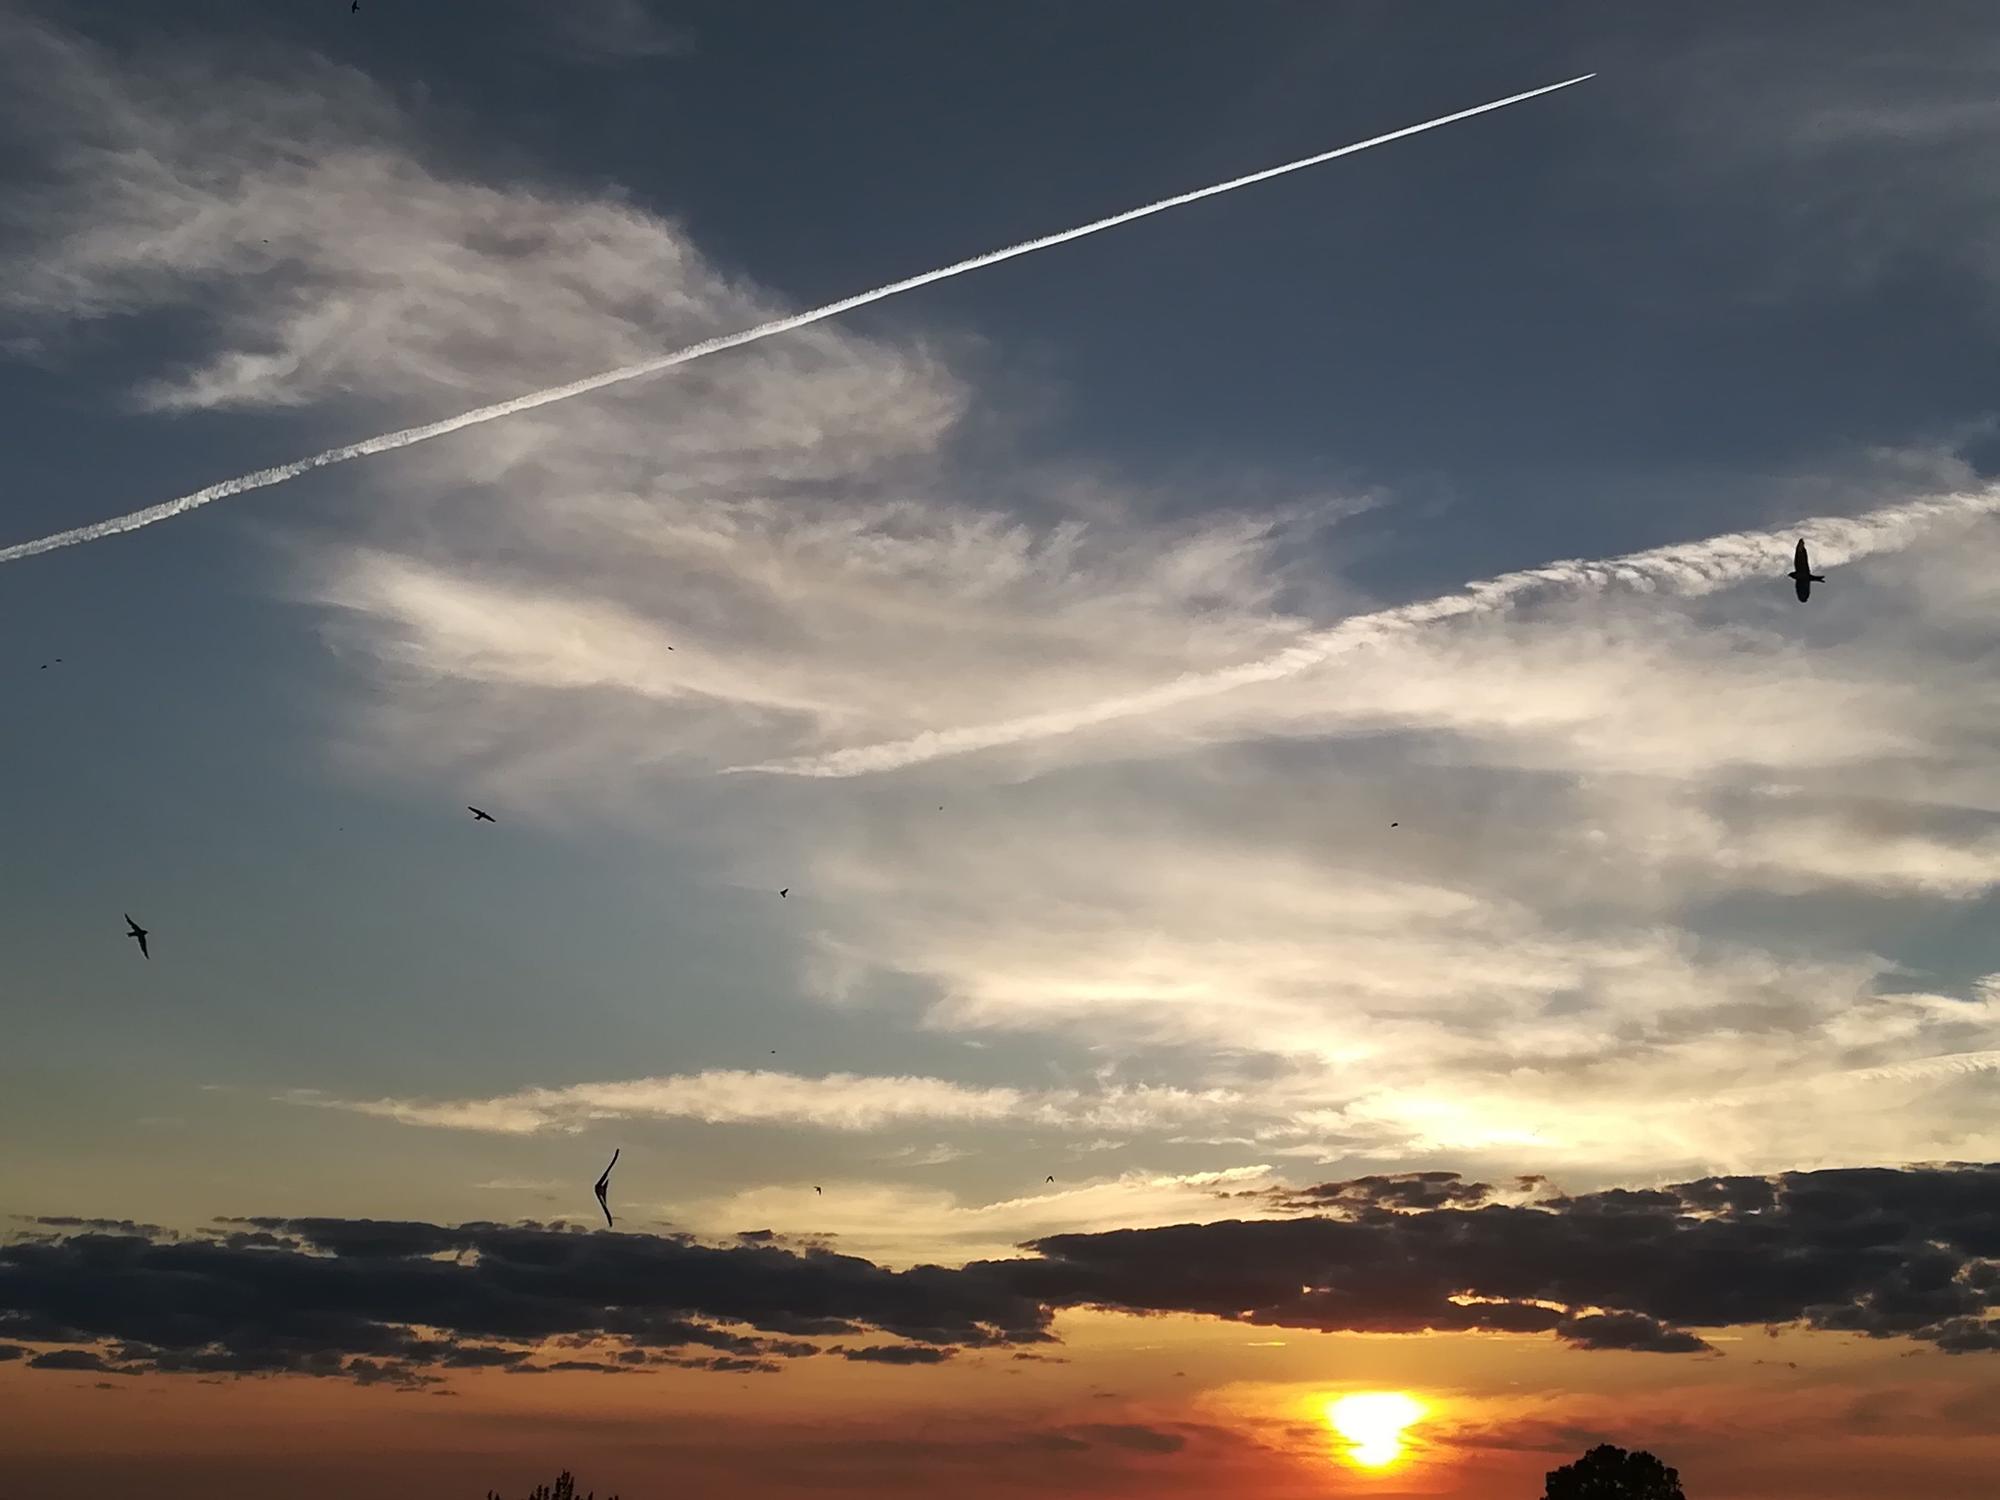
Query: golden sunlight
[[1324, 1391, 1426, 1469]]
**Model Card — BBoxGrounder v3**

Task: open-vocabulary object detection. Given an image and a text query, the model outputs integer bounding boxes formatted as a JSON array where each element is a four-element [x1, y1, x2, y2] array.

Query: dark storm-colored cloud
[[28, 1349, 115, 1372], [1264, 1170, 1495, 1215], [996, 1164, 2000, 1356], [4, 1165, 1997, 1384], [0, 1217, 1047, 1385], [1556, 1311, 1713, 1355], [837, 1344, 955, 1365], [28, 1216, 166, 1236]]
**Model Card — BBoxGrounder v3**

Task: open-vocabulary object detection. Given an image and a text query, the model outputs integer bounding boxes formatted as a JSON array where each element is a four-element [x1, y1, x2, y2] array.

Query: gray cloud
[[1555, 1311, 1713, 1355], [4, 1165, 1997, 1385], [997, 1164, 2000, 1356], [837, 1344, 956, 1365], [0, 1215, 1045, 1386], [536, 0, 692, 64]]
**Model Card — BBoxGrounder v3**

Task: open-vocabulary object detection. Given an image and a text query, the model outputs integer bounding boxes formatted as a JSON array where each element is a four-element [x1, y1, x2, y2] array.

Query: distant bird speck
[[467, 806, 496, 823], [1046, 1175, 1055, 1184], [124, 914, 149, 960], [1390, 822, 1399, 828], [778, 888, 788, 899], [593, 1149, 619, 1229], [1789, 537, 1826, 603], [814, 1185, 822, 1195]]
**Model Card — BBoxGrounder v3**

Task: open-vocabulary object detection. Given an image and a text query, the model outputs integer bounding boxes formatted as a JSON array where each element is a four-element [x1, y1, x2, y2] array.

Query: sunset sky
[[5, 2, 2000, 1496]]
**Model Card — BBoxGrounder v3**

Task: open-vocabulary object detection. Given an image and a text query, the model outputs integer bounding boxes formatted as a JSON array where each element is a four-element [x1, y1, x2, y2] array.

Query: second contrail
[[0, 74, 1593, 566]]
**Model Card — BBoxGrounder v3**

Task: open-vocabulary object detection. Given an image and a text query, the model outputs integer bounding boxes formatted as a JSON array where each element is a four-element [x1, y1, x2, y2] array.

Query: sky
[[3, 1, 2000, 1495]]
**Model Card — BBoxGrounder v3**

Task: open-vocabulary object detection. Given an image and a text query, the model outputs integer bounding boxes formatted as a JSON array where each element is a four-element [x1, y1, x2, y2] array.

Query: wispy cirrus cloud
[[283, 1069, 1241, 1137], [12, 10, 2000, 1209], [739, 484, 2000, 779]]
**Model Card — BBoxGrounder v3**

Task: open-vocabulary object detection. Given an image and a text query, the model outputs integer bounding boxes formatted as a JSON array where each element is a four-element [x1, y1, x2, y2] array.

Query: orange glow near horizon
[[1325, 1390, 1427, 1469]]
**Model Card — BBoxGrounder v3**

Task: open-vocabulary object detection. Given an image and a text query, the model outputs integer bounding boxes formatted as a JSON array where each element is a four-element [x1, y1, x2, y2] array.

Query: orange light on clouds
[[1325, 1391, 1427, 1469]]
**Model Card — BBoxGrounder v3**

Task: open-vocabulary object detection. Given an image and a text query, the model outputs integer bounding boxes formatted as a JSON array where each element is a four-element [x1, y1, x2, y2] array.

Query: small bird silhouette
[[1045, 1175, 1055, 1184], [593, 1149, 619, 1228], [124, 914, 150, 960], [778, 888, 788, 899], [1789, 538, 1826, 603], [1389, 822, 1399, 828], [467, 806, 496, 823], [814, 1185, 822, 1195], [350, 0, 359, 12]]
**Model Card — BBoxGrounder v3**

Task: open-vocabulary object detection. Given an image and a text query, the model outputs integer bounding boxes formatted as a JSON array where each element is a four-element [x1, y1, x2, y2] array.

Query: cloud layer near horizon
[[5, 1164, 1998, 1388]]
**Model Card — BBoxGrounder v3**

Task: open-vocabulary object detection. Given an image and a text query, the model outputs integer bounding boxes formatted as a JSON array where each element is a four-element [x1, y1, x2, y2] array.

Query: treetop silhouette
[[1543, 1443, 1685, 1499], [486, 1471, 618, 1500]]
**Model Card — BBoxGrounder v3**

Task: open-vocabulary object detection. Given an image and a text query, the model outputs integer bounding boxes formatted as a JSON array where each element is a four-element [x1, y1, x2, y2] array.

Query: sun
[[1324, 1391, 1426, 1469]]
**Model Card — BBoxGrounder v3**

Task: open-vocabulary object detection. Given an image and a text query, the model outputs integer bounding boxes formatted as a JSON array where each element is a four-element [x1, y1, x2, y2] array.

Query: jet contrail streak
[[735, 485, 2000, 778], [0, 75, 1594, 567]]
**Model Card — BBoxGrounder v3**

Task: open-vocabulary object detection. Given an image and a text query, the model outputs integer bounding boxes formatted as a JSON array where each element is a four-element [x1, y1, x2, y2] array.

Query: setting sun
[[1325, 1391, 1427, 1469]]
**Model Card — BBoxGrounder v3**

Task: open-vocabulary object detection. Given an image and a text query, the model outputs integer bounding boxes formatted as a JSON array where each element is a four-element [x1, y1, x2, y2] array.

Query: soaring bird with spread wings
[[1789, 538, 1826, 603], [124, 914, 149, 960], [594, 1149, 619, 1228]]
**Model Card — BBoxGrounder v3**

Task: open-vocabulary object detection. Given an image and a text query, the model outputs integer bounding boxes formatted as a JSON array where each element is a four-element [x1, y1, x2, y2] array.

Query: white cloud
[[742, 486, 2000, 779], [678, 1165, 1283, 1266], [285, 1069, 1244, 1139], [289, 1070, 1035, 1135], [14, 13, 2000, 1203]]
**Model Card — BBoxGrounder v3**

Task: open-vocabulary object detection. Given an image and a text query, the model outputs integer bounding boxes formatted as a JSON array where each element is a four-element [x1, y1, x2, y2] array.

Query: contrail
[[0, 75, 1594, 567], [736, 485, 2000, 778]]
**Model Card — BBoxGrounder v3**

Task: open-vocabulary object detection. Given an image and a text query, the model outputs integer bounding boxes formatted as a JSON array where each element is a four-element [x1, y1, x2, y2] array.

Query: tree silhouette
[[485, 1472, 619, 1500], [1543, 1444, 1685, 1499]]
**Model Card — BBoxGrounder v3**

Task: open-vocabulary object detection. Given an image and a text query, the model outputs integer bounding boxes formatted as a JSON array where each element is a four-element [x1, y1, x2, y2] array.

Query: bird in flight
[[124, 914, 149, 960], [467, 806, 496, 823], [594, 1149, 619, 1228], [350, 0, 359, 12], [778, 888, 788, 899], [1789, 538, 1826, 603], [814, 1185, 822, 1196], [1045, 1175, 1055, 1184]]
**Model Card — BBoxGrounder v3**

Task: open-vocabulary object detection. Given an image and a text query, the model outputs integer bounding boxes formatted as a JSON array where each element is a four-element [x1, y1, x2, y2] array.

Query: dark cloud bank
[[4, 1165, 1996, 1386]]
